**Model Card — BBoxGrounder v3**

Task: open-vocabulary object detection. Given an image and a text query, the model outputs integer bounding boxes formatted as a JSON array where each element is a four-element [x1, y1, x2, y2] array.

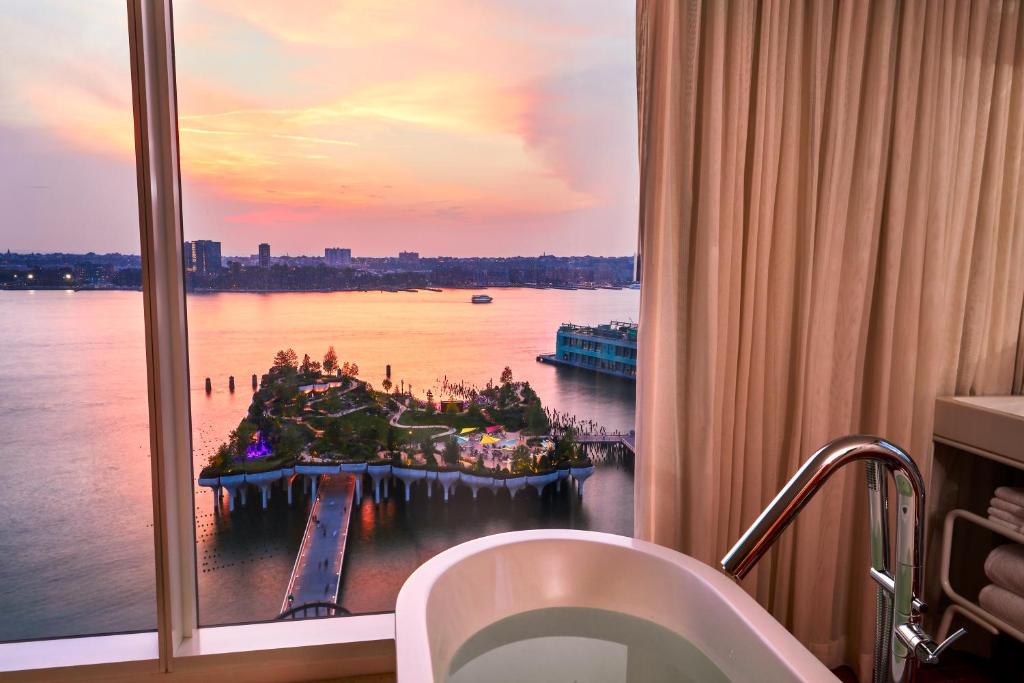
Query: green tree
[[553, 427, 577, 466], [511, 445, 531, 474], [276, 423, 306, 459], [500, 366, 513, 384], [231, 420, 258, 457], [420, 437, 435, 461], [322, 346, 338, 374], [443, 438, 461, 466], [273, 348, 298, 370], [322, 420, 346, 450], [382, 377, 393, 392], [300, 353, 314, 374], [525, 400, 549, 434]]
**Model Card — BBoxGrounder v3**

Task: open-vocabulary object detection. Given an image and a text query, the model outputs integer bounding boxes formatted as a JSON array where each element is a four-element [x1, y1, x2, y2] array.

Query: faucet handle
[[917, 627, 967, 664], [896, 624, 966, 664]]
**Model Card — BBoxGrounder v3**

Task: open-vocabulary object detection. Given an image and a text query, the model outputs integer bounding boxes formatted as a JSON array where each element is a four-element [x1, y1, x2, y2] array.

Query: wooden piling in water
[[205, 377, 212, 393], [252, 373, 258, 389], [229, 376, 235, 392]]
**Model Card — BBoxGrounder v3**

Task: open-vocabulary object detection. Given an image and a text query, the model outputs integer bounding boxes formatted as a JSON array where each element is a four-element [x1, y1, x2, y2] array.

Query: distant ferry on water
[[536, 321, 637, 380], [471, 294, 493, 304]]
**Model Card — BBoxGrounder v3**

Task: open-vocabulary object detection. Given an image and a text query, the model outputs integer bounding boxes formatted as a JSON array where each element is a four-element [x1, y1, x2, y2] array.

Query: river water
[[0, 287, 637, 640]]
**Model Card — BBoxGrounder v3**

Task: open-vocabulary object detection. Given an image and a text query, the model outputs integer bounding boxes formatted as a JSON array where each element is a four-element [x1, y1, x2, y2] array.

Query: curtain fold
[[635, 1, 1024, 678]]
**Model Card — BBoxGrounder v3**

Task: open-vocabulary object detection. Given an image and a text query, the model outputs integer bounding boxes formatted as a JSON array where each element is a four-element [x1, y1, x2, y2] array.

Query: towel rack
[[939, 508, 1024, 643]]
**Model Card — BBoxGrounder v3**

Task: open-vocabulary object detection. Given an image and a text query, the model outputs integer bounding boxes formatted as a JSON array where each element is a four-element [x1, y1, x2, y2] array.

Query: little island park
[[197, 347, 598, 512]]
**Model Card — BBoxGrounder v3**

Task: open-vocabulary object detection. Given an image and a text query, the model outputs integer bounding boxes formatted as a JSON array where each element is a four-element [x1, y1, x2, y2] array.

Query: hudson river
[[0, 287, 637, 640]]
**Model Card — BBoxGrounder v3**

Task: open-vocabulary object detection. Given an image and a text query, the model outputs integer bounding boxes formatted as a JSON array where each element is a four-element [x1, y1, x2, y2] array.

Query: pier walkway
[[576, 432, 635, 453], [280, 474, 355, 616]]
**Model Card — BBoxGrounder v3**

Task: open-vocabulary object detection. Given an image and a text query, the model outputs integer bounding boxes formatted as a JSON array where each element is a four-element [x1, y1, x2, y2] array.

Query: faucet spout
[[720, 435, 946, 683], [721, 435, 923, 580]]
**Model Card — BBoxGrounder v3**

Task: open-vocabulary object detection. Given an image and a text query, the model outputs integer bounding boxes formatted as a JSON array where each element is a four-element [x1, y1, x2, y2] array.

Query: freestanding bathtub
[[395, 530, 836, 682]]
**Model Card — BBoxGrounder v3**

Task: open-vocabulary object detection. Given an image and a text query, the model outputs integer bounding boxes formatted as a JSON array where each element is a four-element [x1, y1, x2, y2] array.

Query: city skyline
[[0, 1, 638, 257]]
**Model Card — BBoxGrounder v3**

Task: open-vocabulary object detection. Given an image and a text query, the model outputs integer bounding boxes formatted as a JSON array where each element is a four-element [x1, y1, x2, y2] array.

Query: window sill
[[0, 614, 395, 682], [0, 632, 158, 681]]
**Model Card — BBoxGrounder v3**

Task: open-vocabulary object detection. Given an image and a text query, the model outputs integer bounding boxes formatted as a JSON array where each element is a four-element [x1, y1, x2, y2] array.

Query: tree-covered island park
[[199, 346, 592, 488]]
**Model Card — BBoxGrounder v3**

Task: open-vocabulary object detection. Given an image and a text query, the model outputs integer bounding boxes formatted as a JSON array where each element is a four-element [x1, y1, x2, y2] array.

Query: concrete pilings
[[505, 476, 528, 499], [339, 463, 367, 503], [219, 473, 246, 512], [367, 464, 391, 504], [196, 459, 605, 515], [436, 471, 460, 501], [460, 474, 493, 500], [392, 467, 428, 502], [526, 471, 558, 497], [248, 471, 280, 510], [570, 465, 595, 497]]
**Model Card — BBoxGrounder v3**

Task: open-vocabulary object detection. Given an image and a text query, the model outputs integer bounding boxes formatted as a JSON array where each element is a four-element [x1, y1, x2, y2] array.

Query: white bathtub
[[395, 530, 836, 682]]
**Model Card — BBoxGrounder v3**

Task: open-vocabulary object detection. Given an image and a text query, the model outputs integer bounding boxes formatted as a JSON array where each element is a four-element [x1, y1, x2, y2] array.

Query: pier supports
[[392, 468, 428, 502], [367, 465, 390, 504], [259, 484, 270, 509], [437, 471, 460, 502], [505, 476, 527, 500], [205, 377, 212, 393], [570, 466, 595, 498], [252, 373, 258, 390], [287, 475, 295, 506], [229, 375, 235, 392], [461, 474, 492, 500]]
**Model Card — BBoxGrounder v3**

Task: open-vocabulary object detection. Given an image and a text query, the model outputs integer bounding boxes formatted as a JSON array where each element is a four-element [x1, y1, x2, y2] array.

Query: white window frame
[[0, 1, 394, 679]]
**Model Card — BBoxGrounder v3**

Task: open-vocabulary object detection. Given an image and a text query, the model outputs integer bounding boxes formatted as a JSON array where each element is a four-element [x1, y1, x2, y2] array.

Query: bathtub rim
[[394, 528, 835, 682]]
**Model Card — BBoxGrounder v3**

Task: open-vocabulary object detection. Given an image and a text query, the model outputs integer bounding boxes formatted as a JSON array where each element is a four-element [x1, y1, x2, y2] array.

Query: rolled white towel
[[991, 496, 1024, 519], [979, 583, 1024, 633], [995, 486, 1024, 508], [985, 544, 1024, 597], [988, 507, 1024, 534]]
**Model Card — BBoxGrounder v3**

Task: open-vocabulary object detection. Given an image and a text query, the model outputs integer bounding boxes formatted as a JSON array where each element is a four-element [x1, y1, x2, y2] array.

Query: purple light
[[245, 439, 272, 460]]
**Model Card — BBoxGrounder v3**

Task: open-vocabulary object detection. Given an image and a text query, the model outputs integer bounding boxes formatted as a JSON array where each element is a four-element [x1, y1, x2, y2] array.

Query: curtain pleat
[[635, 1, 1024, 678]]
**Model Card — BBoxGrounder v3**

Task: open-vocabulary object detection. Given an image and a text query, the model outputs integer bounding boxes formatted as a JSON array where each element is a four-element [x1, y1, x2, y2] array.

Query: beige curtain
[[635, 0, 1024, 678]]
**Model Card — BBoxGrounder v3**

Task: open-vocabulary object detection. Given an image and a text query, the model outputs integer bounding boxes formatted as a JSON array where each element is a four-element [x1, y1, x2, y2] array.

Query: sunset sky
[[0, 1, 637, 257]]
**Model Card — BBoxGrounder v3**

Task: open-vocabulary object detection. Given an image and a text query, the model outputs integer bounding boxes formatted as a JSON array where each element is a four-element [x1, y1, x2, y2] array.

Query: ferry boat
[[471, 294, 493, 304], [536, 321, 637, 380]]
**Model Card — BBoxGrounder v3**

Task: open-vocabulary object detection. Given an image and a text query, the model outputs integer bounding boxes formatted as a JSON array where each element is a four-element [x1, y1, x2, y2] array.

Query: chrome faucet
[[721, 435, 965, 683]]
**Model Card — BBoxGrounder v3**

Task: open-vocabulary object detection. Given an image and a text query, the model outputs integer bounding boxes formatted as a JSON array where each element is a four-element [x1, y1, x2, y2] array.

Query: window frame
[[0, 0, 394, 678]]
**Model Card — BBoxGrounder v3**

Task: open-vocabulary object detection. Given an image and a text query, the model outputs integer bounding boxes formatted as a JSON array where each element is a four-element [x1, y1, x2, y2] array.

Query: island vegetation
[[199, 346, 589, 481]]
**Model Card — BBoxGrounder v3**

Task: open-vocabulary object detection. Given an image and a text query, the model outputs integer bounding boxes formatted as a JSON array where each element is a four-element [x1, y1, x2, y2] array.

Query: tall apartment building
[[325, 247, 352, 267], [258, 243, 271, 269], [185, 240, 222, 275]]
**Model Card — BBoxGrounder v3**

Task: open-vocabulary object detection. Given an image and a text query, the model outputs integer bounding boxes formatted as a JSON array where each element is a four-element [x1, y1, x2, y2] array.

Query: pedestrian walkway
[[280, 474, 355, 615]]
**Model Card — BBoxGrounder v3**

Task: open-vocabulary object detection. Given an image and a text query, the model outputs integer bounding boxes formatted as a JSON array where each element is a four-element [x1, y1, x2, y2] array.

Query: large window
[[172, 1, 639, 626], [0, 2, 155, 642]]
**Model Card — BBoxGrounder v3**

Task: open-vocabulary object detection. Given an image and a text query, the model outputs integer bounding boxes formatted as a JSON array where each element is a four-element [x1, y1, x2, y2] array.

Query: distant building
[[183, 241, 193, 272], [258, 243, 271, 269], [189, 240, 222, 275], [537, 321, 637, 380], [398, 251, 420, 264], [325, 248, 352, 267]]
